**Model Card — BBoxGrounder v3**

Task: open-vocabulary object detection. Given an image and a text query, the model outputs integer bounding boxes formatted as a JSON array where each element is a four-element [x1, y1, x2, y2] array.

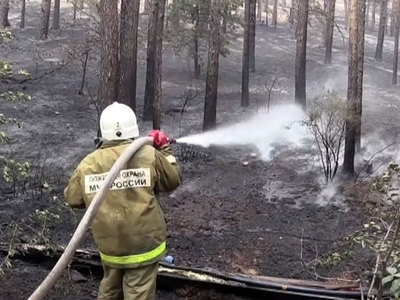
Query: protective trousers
[[98, 263, 158, 300]]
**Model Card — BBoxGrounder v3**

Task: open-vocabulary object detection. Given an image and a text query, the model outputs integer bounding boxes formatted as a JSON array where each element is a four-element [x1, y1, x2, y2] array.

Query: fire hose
[[28, 137, 154, 300]]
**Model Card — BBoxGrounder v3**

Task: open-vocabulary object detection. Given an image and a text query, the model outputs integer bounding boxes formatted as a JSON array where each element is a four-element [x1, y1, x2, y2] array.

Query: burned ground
[[0, 0, 399, 299]]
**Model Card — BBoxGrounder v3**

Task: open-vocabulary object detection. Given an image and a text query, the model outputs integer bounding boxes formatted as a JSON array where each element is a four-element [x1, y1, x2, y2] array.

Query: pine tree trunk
[[153, 0, 166, 130], [355, 0, 366, 151], [265, 0, 269, 26], [203, 0, 221, 131], [20, 0, 26, 28], [343, 0, 359, 174], [143, 0, 159, 121], [295, 0, 308, 108], [145, 0, 151, 14], [193, 4, 201, 78], [249, 0, 256, 72], [38, 0, 52, 40], [98, 0, 119, 108], [257, 0, 262, 21], [324, 0, 336, 63], [119, 0, 140, 111], [242, 0, 250, 107], [344, 0, 349, 29], [52, 0, 60, 30], [390, 0, 395, 36], [375, 0, 389, 61], [222, 2, 228, 33], [272, 0, 278, 27], [73, 0, 77, 20], [392, 0, 400, 84], [371, 0, 376, 30], [0, 0, 10, 28]]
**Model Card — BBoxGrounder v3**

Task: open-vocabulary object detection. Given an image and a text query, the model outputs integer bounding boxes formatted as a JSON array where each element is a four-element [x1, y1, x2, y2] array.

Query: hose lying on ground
[[29, 137, 154, 300]]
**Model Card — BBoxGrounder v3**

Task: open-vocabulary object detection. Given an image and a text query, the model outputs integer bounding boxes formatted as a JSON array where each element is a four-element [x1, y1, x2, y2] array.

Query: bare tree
[[153, 0, 166, 129], [344, 0, 349, 29], [20, 0, 26, 28], [119, 0, 140, 111], [249, 0, 256, 72], [193, 3, 201, 77], [0, 0, 10, 28], [242, 0, 250, 107], [257, 0, 262, 21], [393, 0, 400, 84], [266, 0, 269, 26], [38, 0, 52, 40], [324, 0, 336, 63], [203, 0, 221, 131], [52, 0, 60, 30], [143, 0, 159, 121], [356, 0, 366, 151], [98, 0, 119, 108], [295, 0, 308, 108], [371, 0, 376, 30], [272, 0, 278, 27], [343, 0, 365, 173], [375, 0, 389, 61]]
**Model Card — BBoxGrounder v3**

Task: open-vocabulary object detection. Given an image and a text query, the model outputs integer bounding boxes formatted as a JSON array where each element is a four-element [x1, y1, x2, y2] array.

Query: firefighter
[[64, 102, 181, 300]]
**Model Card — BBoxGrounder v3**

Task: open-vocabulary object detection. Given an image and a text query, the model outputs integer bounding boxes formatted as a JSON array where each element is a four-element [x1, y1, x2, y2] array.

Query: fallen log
[[0, 242, 365, 299]]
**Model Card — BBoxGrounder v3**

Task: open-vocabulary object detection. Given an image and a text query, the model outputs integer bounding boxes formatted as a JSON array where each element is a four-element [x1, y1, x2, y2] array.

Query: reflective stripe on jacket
[[65, 140, 181, 268]]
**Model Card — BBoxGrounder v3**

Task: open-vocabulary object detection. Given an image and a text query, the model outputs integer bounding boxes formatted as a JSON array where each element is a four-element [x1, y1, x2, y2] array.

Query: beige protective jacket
[[65, 140, 181, 268]]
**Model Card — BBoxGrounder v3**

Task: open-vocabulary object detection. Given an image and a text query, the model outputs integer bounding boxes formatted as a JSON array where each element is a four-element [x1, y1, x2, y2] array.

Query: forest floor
[[0, 0, 400, 299]]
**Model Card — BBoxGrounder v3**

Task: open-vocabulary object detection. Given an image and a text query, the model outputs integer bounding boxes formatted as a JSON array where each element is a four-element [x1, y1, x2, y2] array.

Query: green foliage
[[17, 69, 32, 80], [383, 267, 400, 299], [0, 91, 32, 102], [0, 61, 13, 78], [166, 0, 242, 66], [304, 93, 347, 182], [0, 31, 13, 40], [1, 159, 30, 184]]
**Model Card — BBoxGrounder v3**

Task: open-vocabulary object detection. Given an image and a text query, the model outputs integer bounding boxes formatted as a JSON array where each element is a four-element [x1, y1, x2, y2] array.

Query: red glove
[[148, 130, 169, 148]]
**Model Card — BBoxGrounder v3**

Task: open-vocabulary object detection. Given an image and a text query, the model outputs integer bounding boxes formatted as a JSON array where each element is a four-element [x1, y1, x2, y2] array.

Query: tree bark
[[203, 0, 221, 131], [295, 0, 308, 108], [98, 0, 119, 109], [355, 0, 366, 151], [143, 0, 159, 121], [375, 0, 389, 61], [222, 2, 228, 33], [257, 0, 262, 21], [344, 0, 349, 29], [249, 0, 256, 72], [371, 0, 376, 30], [153, 0, 166, 130], [21, 0, 26, 28], [193, 4, 201, 78], [0, 0, 10, 28], [119, 0, 140, 112], [242, 0, 250, 107], [324, 0, 336, 63], [390, 0, 395, 36], [272, 0, 278, 27], [392, 0, 400, 84], [38, 0, 52, 39], [343, 0, 359, 174], [52, 0, 60, 30]]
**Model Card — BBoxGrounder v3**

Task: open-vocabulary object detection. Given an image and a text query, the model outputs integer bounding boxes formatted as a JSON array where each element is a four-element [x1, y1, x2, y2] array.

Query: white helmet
[[100, 102, 139, 140]]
